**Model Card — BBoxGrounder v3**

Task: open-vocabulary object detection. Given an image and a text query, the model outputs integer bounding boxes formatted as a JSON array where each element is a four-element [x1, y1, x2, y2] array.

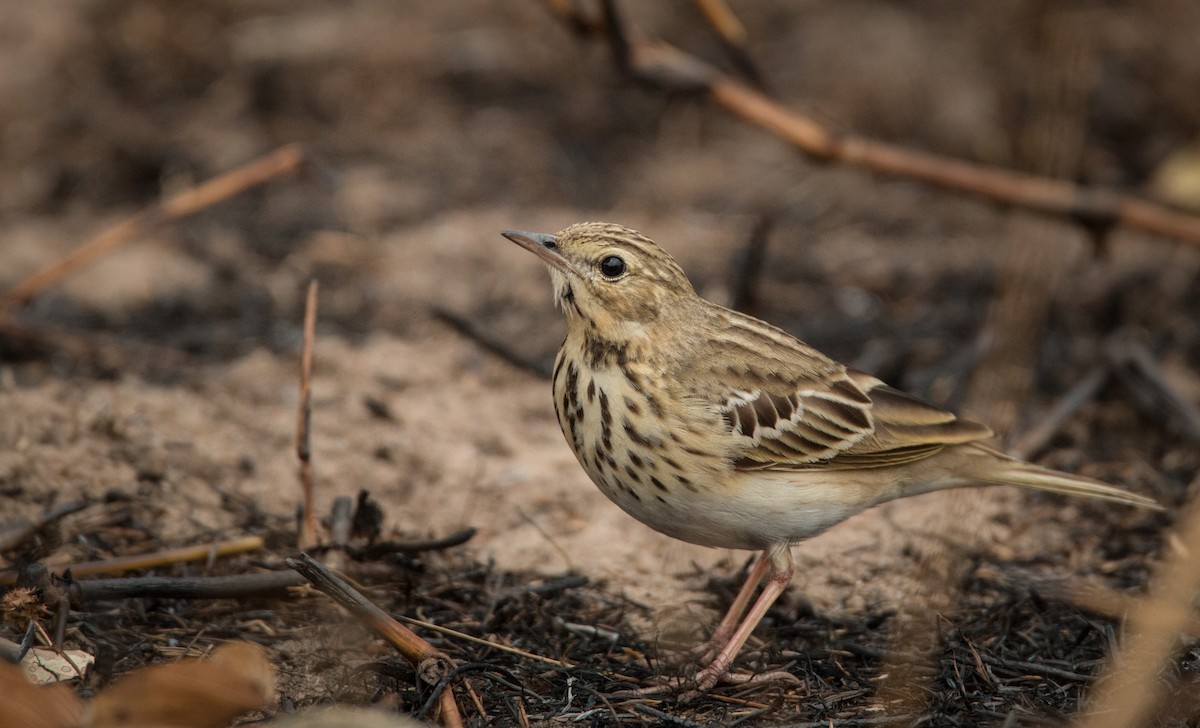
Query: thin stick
[[0, 145, 306, 314], [710, 76, 1200, 246], [729, 215, 774, 314], [691, 0, 767, 90], [286, 554, 464, 728], [341, 527, 479, 559], [0, 500, 88, 552], [431, 306, 553, 378], [538, 1, 1200, 248], [1074, 476, 1200, 728], [297, 280, 319, 548], [1010, 364, 1110, 460], [396, 614, 574, 668], [1106, 336, 1200, 443], [0, 535, 265, 586], [68, 570, 307, 604], [692, 0, 747, 48]]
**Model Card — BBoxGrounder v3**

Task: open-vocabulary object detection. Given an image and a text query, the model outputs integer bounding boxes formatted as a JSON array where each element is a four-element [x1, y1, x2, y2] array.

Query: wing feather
[[688, 306, 992, 472], [706, 338, 990, 471]]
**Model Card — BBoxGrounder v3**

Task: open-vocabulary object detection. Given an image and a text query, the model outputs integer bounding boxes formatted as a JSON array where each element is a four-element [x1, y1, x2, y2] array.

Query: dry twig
[[973, 565, 1200, 641], [1105, 335, 1200, 443], [0, 145, 306, 314], [728, 215, 774, 315], [286, 553, 464, 728], [1010, 364, 1110, 460], [297, 279, 320, 548], [691, 0, 767, 90], [67, 570, 307, 605], [340, 527, 479, 560], [1, 535, 265, 586], [0, 500, 88, 553], [431, 305, 553, 378]]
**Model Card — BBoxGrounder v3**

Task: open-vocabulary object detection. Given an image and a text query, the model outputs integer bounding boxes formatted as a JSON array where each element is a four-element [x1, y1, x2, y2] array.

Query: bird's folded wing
[[725, 368, 993, 471]]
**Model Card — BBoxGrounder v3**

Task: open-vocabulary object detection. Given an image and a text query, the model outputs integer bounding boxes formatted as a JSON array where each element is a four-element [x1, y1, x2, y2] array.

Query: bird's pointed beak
[[501, 229, 578, 276]]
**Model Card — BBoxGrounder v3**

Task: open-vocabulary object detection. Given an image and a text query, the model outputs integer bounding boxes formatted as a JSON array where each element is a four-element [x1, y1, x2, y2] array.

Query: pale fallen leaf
[[90, 641, 275, 728], [271, 706, 427, 728], [1151, 139, 1200, 211], [0, 660, 86, 728], [22, 647, 95, 685]]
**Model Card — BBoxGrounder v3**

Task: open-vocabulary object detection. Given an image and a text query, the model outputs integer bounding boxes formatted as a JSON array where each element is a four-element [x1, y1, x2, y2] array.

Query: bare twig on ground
[[1106, 335, 1200, 444], [286, 553, 464, 728], [0, 500, 88, 552], [1010, 364, 1110, 460], [0, 145, 306, 315], [1074, 475, 1200, 728], [536, 1, 1200, 248], [67, 570, 307, 605], [341, 527, 478, 559], [305, 526, 479, 560], [396, 615, 574, 669], [431, 305, 553, 378], [0, 535, 265, 586], [297, 280, 320, 548]]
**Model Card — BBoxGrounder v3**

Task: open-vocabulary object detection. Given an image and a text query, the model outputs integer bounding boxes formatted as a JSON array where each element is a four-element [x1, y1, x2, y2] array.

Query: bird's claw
[[677, 666, 801, 702], [613, 666, 800, 701]]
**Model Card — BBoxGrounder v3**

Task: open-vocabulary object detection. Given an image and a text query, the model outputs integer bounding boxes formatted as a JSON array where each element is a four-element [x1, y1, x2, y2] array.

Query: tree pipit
[[501, 222, 1161, 694]]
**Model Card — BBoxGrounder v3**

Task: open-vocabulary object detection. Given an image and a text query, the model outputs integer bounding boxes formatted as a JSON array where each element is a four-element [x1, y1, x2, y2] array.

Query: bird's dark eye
[[598, 255, 626, 279]]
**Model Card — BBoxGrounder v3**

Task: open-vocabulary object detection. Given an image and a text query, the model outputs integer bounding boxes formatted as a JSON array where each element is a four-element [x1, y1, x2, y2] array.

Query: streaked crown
[[517, 222, 697, 333]]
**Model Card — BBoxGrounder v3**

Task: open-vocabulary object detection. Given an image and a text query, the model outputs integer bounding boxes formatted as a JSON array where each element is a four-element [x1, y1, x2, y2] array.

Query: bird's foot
[[607, 675, 685, 698], [676, 664, 799, 701], [689, 631, 729, 664], [612, 665, 799, 701]]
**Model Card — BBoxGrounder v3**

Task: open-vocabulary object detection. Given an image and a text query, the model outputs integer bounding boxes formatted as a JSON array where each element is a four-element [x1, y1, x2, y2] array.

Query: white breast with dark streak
[[550, 346, 765, 548]]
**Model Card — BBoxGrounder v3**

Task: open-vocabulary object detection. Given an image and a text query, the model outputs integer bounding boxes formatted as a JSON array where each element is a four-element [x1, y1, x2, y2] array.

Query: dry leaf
[[271, 706, 426, 728], [22, 647, 95, 684], [1151, 139, 1200, 211], [90, 641, 275, 728], [0, 660, 86, 728]]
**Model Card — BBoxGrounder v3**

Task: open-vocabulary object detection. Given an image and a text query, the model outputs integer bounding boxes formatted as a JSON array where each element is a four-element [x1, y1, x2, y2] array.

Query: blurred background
[[3, 1, 1199, 363]]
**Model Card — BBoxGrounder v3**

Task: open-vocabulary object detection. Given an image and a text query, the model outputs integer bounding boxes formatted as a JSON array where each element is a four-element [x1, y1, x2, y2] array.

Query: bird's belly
[[582, 465, 865, 550], [722, 468, 882, 544]]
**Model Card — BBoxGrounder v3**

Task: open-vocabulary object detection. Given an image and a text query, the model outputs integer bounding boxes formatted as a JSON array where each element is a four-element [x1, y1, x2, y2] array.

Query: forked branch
[[539, 1, 1200, 248]]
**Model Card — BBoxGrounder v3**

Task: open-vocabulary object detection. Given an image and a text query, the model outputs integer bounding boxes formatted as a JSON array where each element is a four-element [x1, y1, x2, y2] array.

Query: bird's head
[[502, 222, 696, 340]]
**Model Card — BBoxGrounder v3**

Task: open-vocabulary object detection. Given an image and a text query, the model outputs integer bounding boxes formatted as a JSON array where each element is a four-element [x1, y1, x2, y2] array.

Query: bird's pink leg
[[695, 552, 769, 661], [691, 547, 795, 693], [612, 548, 796, 699]]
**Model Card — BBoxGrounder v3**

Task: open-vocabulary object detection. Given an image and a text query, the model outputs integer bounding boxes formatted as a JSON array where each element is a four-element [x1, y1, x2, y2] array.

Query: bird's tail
[[968, 444, 1163, 511]]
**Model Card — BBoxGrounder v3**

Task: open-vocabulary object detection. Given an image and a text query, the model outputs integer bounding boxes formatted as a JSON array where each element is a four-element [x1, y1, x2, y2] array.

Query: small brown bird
[[501, 222, 1160, 692]]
